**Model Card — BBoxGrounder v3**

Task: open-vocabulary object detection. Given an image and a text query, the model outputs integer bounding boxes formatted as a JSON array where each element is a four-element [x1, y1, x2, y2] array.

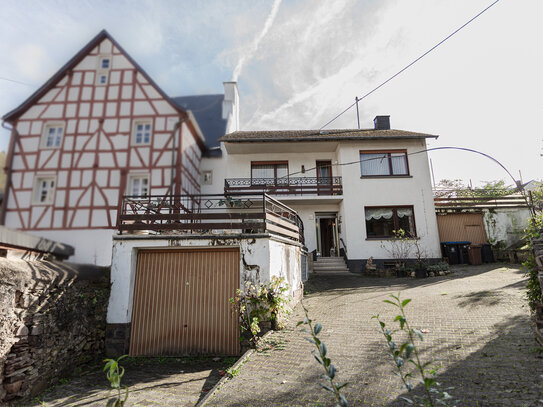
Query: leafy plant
[[373, 293, 456, 406], [298, 303, 348, 407], [522, 212, 543, 312], [103, 355, 129, 407], [381, 229, 413, 271], [230, 276, 291, 347], [426, 262, 450, 273]]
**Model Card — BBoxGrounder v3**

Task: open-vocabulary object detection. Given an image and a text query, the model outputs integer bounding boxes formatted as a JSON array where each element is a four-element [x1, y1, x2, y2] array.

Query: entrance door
[[316, 161, 332, 195], [316, 213, 339, 257]]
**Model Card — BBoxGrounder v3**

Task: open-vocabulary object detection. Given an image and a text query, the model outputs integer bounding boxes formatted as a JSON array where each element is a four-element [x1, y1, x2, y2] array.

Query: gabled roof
[[171, 94, 226, 149], [2, 29, 189, 124], [220, 128, 439, 143]]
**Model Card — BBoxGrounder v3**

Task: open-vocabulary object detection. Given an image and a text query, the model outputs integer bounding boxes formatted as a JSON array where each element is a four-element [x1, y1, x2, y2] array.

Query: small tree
[[381, 229, 413, 271]]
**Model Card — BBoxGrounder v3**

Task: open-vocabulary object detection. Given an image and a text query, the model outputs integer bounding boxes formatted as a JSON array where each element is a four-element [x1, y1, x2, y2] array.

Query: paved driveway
[[206, 265, 542, 406]]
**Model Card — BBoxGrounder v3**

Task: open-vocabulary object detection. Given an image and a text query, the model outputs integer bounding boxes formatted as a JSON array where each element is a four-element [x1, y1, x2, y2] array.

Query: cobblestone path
[[207, 265, 542, 406]]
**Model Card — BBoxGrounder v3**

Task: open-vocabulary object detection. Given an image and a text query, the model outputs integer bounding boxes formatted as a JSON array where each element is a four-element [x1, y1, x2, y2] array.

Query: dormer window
[[41, 123, 63, 149], [133, 121, 152, 145]]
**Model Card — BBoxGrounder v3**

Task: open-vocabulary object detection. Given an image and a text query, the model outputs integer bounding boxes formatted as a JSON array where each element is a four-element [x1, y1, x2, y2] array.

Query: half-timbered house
[[1, 30, 237, 265]]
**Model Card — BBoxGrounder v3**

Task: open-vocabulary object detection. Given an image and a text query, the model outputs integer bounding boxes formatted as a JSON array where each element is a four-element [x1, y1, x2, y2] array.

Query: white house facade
[[201, 117, 442, 272]]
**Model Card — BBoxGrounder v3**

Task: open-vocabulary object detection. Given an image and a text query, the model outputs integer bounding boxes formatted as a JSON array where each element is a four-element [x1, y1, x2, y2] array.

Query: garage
[[129, 247, 240, 356]]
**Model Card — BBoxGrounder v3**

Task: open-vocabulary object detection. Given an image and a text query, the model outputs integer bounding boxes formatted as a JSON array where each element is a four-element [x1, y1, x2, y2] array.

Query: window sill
[[360, 175, 412, 179], [365, 237, 418, 241]]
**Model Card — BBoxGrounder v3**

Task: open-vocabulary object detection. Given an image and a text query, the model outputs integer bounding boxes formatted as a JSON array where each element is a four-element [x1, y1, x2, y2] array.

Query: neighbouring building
[[0, 30, 237, 266]]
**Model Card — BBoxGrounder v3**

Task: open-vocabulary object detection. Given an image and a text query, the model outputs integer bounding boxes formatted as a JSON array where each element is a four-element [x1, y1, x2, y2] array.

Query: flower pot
[[415, 268, 427, 278]]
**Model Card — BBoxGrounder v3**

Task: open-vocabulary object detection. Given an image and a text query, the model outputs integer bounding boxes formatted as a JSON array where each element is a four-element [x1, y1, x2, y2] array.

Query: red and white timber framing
[[2, 31, 205, 233]]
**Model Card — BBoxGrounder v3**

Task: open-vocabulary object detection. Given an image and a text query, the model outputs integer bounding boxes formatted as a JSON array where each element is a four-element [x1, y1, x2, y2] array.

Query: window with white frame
[[100, 57, 111, 69], [128, 175, 149, 197], [33, 176, 56, 204], [133, 121, 152, 145], [41, 124, 63, 149], [96, 56, 111, 85]]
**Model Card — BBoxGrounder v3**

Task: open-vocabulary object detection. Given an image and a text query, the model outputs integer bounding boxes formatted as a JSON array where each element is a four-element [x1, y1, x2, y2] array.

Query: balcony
[[224, 177, 343, 196], [117, 193, 305, 245]]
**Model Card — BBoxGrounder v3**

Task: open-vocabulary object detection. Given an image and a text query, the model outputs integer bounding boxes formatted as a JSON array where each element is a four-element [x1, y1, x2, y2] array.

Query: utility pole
[[355, 96, 360, 129]]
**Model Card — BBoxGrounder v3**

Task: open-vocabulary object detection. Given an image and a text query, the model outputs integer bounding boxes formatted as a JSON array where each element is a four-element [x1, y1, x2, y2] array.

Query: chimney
[[223, 81, 239, 133], [373, 115, 390, 130]]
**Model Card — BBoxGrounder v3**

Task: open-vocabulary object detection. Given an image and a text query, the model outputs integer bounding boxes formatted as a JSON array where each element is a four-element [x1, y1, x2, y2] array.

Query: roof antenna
[[355, 97, 360, 129]]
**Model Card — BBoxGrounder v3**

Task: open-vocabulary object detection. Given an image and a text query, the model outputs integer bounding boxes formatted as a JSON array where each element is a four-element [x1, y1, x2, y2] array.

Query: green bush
[[522, 213, 543, 312]]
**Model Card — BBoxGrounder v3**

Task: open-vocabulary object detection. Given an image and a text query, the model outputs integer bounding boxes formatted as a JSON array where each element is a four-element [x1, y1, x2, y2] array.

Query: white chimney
[[223, 81, 239, 133]]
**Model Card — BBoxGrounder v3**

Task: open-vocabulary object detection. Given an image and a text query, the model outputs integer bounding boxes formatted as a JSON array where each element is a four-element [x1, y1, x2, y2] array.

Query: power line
[[0, 76, 37, 87], [319, 0, 501, 130]]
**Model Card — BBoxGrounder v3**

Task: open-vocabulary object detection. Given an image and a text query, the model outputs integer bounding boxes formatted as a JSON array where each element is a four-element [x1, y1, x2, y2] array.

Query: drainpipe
[[0, 120, 18, 225]]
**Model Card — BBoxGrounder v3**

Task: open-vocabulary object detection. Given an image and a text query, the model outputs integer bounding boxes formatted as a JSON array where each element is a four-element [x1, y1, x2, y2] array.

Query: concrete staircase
[[313, 256, 350, 274]]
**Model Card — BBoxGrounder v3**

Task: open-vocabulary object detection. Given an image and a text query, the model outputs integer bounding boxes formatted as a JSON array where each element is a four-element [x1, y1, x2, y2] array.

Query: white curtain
[[391, 153, 408, 175], [396, 208, 413, 218], [361, 153, 389, 175], [365, 208, 393, 221]]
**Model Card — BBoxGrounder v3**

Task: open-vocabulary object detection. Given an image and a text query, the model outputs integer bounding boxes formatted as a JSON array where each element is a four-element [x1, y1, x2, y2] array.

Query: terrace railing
[[224, 176, 343, 196], [117, 193, 305, 245]]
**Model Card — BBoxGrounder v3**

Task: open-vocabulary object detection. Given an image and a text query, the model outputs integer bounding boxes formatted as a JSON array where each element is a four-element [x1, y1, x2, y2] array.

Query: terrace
[[117, 193, 305, 245]]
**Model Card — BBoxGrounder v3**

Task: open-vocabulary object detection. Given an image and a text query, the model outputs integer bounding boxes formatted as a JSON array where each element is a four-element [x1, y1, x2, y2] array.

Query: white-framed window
[[100, 57, 111, 69], [96, 55, 111, 85], [41, 123, 64, 149], [202, 170, 213, 185], [128, 175, 149, 197], [133, 121, 152, 145], [33, 176, 56, 204]]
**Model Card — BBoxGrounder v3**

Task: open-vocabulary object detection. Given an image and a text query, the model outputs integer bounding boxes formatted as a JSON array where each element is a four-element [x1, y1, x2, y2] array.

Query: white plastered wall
[[107, 236, 303, 324], [28, 229, 115, 266], [338, 139, 441, 260]]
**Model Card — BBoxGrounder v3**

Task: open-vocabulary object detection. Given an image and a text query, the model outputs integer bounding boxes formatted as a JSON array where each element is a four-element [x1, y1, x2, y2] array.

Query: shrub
[[522, 213, 543, 312]]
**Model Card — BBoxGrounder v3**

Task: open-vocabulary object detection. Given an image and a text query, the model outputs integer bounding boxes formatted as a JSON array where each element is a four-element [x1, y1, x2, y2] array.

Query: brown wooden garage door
[[129, 248, 240, 356], [436, 213, 488, 244]]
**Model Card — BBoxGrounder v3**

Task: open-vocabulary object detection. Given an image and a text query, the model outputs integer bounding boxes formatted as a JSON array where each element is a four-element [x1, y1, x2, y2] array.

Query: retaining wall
[[0, 259, 109, 403]]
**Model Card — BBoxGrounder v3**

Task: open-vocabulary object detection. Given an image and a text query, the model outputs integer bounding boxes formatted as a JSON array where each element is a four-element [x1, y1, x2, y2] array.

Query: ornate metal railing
[[224, 177, 343, 196], [117, 193, 304, 244]]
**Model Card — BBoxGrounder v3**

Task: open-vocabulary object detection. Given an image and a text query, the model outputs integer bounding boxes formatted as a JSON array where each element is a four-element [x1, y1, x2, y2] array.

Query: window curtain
[[391, 153, 408, 175], [365, 208, 394, 221], [361, 153, 389, 175]]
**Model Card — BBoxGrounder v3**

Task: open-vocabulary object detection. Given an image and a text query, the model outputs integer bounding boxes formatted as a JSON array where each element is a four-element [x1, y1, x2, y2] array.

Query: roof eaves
[[3, 29, 189, 124]]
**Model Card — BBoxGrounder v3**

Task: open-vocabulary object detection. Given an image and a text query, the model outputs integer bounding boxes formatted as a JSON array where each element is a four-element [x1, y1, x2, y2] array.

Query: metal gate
[[129, 248, 240, 356]]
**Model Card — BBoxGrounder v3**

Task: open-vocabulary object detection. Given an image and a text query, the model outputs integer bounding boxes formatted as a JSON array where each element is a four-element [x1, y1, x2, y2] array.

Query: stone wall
[[0, 258, 109, 403]]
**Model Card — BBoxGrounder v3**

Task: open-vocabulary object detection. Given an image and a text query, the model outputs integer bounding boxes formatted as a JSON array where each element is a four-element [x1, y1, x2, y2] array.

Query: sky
[[0, 0, 541, 187]]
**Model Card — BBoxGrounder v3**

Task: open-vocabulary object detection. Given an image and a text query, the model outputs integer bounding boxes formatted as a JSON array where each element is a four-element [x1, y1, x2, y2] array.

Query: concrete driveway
[[206, 264, 542, 406]]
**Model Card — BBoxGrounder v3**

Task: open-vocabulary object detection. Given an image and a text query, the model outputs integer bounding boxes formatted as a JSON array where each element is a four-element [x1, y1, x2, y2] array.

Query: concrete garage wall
[[0, 259, 109, 403], [106, 234, 304, 355]]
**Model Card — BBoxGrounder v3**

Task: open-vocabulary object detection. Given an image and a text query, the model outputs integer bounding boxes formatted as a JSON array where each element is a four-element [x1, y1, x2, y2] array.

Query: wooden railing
[[117, 193, 305, 244], [224, 177, 343, 196]]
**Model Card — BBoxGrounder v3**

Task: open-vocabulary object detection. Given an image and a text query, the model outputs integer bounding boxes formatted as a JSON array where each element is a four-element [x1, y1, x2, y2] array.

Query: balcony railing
[[224, 177, 343, 196], [117, 193, 304, 245]]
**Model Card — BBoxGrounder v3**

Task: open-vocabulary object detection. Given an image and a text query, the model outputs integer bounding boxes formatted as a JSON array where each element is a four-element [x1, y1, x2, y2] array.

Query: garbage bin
[[441, 242, 471, 265], [481, 244, 495, 263], [468, 245, 483, 265]]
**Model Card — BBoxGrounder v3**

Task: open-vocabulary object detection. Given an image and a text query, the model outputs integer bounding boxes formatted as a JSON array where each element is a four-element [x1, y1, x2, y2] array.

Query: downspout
[[0, 120, 18, 225], [170, 117, 186, 206]]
